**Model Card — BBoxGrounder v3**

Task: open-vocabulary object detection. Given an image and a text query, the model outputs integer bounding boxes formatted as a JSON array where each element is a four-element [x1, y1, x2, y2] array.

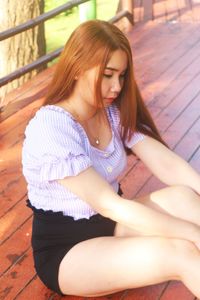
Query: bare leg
[[144, 186, 200, 225], [115, 185, 200, 238], [58, 236, 200, 298]]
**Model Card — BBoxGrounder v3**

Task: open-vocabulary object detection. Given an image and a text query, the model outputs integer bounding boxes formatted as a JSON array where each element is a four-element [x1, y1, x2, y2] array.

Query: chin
[[105, 100, 114, 106]]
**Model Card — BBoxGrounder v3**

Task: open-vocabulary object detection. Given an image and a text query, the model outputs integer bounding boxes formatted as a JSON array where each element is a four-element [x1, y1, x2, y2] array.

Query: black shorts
[[27, 200, 117, 295]]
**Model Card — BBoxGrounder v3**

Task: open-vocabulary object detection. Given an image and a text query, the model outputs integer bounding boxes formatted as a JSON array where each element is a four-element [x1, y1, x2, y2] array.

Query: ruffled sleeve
[[23, 106, 92, 182], [108, 104, 145, 149]]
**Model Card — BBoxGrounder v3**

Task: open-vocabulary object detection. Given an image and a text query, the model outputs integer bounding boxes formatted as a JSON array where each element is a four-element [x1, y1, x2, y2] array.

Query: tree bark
[[0, 0, 46, 107]]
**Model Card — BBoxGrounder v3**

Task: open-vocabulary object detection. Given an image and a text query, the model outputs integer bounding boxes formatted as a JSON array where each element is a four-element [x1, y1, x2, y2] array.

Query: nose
[[111, 78, 122, 93]]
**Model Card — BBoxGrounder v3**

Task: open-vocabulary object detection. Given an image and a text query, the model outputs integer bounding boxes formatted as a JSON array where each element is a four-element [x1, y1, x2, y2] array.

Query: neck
[[79, 109, 108, 148], [57, 97, 100, 122], [57, 97, 109, 148]]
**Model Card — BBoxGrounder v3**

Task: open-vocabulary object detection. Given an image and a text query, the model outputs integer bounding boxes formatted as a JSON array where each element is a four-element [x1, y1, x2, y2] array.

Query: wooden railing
[[0, 0, 133, 88]]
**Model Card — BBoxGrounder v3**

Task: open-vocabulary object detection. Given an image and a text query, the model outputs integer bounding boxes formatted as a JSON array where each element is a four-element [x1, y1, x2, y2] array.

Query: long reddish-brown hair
[[44, 20, 165, 146]]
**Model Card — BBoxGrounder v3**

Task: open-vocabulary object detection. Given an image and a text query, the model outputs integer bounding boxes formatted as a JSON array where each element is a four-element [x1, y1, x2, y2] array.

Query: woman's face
[[101, 49, 128, 106], [76, 49, 128, 108]]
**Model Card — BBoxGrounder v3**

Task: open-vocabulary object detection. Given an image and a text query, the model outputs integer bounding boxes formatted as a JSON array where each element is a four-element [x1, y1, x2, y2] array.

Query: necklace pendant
[[95, 139, 100, 145]]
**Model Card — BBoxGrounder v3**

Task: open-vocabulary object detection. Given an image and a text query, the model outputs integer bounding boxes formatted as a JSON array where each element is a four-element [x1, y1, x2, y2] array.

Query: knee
[[170, 185, 197, 201], [171, 239, 199, 259], [153, 238, 198, 264], [154, 238, 198, 282]]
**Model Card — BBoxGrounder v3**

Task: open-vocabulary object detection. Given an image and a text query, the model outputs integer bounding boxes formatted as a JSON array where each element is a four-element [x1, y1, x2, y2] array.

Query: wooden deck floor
[[1, 2, 200, 300], [133, 0, 200, 23]]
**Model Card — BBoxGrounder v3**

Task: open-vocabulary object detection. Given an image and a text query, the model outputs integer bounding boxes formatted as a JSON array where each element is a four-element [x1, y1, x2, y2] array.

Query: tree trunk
[[0, 0, 46, 107]]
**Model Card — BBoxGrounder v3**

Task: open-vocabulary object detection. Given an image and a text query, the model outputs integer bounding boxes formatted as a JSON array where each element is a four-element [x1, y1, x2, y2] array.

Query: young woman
[[22, 20, 200, 297]]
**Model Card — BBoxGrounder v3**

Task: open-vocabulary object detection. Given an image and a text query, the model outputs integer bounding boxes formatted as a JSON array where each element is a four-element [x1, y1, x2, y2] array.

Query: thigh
[[31, 211, 116, 294], [58, 235, 181, 297], [115, 185, 200, 237]]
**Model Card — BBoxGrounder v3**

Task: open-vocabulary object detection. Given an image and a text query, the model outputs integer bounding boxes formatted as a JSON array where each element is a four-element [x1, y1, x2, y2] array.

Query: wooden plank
[[189, 143, 200, 173], [120, 159, 152, 198], [137, 101, 200, 197], [128, 22, 169, 50], [0, 217, 32, 276], [88, 291, 128, 300], [132, 23, 200, 103], [175, 116, 200, 160], [132, 23, 200, 92], [0, 198, 31, 244], [160, 281, 195, 300], [140, 28, 200, 106], [0, 103, 43, 216], [148, 44, 200, 105], [0, 142, 22, 168], [0, 97, 43, 138], [122, 283, 168, 299], [161, 93, 200, 147], [1, 122, 26, 150], [14, 276, 56, 300], [0, 175, 27, 218], [1, 65, 54, 114], [118, 154, 138, 184], [0, 248, 35, 300], [154, 71, 200, 131]]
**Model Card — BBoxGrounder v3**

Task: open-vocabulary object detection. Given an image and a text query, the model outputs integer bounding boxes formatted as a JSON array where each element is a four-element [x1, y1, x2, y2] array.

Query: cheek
[[101, 80, 110, 94]]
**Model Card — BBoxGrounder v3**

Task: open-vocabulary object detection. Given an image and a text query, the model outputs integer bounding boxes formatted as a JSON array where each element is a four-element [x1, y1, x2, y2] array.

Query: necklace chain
[[61, 102, 102, 146]]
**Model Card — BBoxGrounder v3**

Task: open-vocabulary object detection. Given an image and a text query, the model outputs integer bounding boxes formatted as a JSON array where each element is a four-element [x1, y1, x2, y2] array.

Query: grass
[[45, 0, 118, 64]]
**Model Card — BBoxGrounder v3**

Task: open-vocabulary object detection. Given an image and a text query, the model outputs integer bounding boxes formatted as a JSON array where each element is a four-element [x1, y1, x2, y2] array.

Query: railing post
[[79, 0, 96, 22], [121, 0, 134, 31]]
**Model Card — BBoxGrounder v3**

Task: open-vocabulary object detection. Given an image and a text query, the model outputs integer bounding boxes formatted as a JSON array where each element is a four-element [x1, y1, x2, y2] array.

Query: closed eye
[[103, 74, 112, 78]]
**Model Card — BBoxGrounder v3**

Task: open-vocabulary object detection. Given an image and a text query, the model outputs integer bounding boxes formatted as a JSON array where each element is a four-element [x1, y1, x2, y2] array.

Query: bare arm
[[58, 167, 200, 244], [132, 136, 200, 195]]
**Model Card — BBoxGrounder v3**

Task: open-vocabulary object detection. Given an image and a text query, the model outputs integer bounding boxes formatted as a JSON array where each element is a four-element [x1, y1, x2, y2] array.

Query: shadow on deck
[[1, 1, 200, 299]]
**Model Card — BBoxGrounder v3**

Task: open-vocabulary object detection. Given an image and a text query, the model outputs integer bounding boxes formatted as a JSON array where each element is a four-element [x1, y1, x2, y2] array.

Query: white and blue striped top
[[22, 104, 144, 220]]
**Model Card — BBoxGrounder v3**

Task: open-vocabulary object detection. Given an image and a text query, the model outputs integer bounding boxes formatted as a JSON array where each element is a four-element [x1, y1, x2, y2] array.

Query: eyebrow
[[105, 67, 127, 72]]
